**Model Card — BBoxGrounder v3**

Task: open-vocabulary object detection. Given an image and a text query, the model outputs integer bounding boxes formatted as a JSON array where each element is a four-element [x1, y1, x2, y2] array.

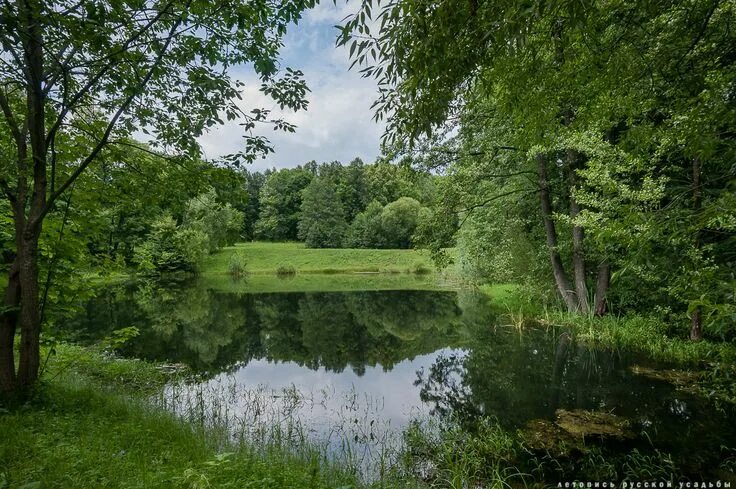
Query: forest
[[1, 0, 735, 488]]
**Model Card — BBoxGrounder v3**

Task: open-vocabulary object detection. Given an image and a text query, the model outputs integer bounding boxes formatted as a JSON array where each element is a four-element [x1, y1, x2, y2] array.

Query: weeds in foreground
[[0, 348, 363, 489]]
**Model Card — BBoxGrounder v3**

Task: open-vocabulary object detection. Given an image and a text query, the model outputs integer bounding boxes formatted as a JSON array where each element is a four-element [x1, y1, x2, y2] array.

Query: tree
[[380, 197, 421, 249], [254, 166, 313, 240], [0, 0, 315, 394], [345, 200, 385, 248], [297, 178, 347, 248], [242, 170, 267, 241], [337, 158, 369, 221], [183, 189, 243, 252], [340, 0, 736, 334]]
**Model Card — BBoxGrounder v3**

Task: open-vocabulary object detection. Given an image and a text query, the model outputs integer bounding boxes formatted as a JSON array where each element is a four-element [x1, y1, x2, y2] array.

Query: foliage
[[345, 200, 385, 248], [0, 0, 319, 391], [183, 189, 244, 252], [242, 170, 268, 241], [255, 166, 314, 240], [134, 214, 209, 274], [379, 197, 422, 249], [340, 0, 736, 333], [344, 198, 427, 249], [249, 159, 443, 249], [227, 252, 248, 278], [297, 178, 348, 248]]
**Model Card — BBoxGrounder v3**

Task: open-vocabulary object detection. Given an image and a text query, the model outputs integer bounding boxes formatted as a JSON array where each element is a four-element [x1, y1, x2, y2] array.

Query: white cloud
[[197, 1, 385, 171]]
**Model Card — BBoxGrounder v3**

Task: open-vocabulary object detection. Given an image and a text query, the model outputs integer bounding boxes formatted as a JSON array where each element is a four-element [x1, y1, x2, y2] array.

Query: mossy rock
[[519, 419, 584, 457], [554, 409, 635, 440], [629, 365, 701, 387]]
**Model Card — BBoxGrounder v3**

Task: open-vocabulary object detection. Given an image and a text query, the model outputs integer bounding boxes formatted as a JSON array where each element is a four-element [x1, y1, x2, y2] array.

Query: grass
[[477, 284, 521, 308], [203, 242, 439, 275], [0, 344, 366, 489], [478, 283, 736, 404], [550, 312, 736, 404]]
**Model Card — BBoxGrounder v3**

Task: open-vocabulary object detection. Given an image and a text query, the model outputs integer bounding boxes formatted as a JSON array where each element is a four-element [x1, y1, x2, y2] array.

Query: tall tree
[[0, 0, 315, 394], [254, 166, 313, 240], [297, 178, 347, 248], [341, 0, 736, 332]]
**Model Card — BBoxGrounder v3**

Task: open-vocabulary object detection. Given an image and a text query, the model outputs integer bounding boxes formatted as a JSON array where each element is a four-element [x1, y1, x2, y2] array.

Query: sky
[[197, 2, 385, 172]]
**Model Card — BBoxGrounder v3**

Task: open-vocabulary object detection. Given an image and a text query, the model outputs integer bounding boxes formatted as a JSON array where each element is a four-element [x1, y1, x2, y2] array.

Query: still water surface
[[67, 278, 736, 479]]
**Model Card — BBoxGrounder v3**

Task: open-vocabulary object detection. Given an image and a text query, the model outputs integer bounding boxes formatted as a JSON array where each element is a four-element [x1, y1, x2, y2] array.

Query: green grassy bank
[[203, 242, 439, 275], [479, 283, 736, 404], [200, 271, 459, 293], [0, 345, 367, 489]]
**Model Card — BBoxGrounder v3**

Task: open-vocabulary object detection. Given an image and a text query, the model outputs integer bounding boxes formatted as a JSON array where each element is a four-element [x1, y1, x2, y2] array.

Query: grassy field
[[203, 242, 439, 275]]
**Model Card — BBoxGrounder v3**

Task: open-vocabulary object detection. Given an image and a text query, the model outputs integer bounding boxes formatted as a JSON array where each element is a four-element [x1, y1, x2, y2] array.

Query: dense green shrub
[[276, 265, 297, 277], [345, 200, 385, 248], [380, 197, 422, 249], [134, 215, 209, 274], [345, 197, 426, 249]]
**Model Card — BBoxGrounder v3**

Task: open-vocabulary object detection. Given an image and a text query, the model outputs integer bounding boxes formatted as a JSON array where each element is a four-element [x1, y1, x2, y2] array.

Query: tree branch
[[37, 4, 189, 224], [0, 89, 23, 146], [44, 0, 178, 147]]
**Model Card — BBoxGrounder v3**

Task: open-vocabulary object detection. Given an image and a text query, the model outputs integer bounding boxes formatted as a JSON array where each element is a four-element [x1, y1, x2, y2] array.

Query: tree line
[[244, 158, 452, 249]]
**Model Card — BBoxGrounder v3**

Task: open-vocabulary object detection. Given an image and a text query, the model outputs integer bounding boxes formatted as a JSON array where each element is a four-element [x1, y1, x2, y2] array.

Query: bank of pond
[[1, 276, 735, 487]]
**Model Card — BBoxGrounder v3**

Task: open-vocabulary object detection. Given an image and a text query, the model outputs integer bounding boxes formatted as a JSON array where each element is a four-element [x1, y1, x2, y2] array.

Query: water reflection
[[69, 280, 470, 374], [414, 326, 736, 476], [67, 279, 736, 479]]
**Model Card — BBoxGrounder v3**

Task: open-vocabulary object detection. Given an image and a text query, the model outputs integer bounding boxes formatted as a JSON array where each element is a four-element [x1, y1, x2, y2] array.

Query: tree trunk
[[536, 153, 577, 312], [10, 0, 47, 391], [16, 232, 42, 387], [570, 196, 589, 313], [567, 150, 589, 313], [690, 309, 703, 341], [594, 262, 610, 316], [0, 260, 20, 393]]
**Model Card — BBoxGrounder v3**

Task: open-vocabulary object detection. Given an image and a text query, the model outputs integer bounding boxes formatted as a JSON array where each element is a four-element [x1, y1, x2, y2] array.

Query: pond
[[66, 277, 736, 482]]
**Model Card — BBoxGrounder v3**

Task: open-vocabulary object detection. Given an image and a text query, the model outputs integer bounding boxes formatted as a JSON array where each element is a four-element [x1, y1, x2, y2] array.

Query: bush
[[345, 197, 426, 249], [380, 197, 421, 249], [227, 252, 248, 277], [409, 262, 432, 275], [345, 200, 385, 248], [276, 265, 296, 277], [134, 215, 209, 274]]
